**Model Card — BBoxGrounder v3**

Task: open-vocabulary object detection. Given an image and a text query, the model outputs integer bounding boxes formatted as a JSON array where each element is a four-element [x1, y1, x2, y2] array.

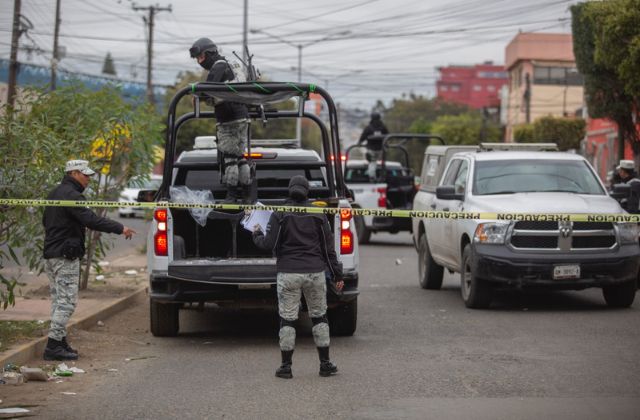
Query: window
[[441, 159, 462, 186], [451, 84, 460, 92], [473, 85, 482, 92], [487, 85, 495, 92], [533, 66, 584, 86], [454, 160, 469, 195], [478, 71, 508, 79], [421, 155, 441, 187], [440, 85, 448, 92]]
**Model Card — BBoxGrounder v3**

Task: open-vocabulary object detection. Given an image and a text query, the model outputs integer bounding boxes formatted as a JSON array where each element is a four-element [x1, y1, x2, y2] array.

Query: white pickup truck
[[412, 143, 640, 309]]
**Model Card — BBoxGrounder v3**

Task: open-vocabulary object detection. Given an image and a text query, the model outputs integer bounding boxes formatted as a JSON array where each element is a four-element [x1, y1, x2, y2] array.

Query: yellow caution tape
[[1, 198, 639, 223]]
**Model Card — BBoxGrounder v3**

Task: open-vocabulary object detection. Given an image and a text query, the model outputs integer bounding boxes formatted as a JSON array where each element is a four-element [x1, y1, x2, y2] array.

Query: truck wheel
[[418, 235, 443, 289], [150, 299, 180, 337], [602, 280, 636, 308], [460, 245, 492, 309], [355, 216, 371, 244], [328, 298, 357, 336]]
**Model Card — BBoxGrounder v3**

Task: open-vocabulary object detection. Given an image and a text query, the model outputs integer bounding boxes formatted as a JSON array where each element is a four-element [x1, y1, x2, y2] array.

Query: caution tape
[[1, 198, 639, 223]]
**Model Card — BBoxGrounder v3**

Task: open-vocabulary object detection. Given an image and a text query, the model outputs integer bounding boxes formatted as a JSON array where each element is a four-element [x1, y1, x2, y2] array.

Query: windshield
[[128, 177, 162, 190], [473, 159, 605, 195]]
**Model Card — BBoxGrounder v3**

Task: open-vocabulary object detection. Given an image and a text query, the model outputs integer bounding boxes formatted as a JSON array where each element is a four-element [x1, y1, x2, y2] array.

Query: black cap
[[289, 175, 309, 200]]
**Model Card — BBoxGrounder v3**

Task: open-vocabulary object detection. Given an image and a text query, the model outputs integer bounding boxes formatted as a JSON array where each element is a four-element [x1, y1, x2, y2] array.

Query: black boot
[[318, 347, 338, 377], [61, 336, 78, 356], [44, 338, 78, 361], [222, 187, 239, 204], [275, 350, 293, 379]]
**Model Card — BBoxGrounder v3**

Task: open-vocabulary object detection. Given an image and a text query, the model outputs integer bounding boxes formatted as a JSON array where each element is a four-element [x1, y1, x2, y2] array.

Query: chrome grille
[[509, 221, 617, 251]]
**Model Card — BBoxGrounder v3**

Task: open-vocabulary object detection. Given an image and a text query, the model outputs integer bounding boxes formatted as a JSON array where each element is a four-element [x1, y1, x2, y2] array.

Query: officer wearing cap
[[252, 176, 344, 379], [617, 160, 639, 184], [189, 37, 251, 203], [41, 160, 136, 360]]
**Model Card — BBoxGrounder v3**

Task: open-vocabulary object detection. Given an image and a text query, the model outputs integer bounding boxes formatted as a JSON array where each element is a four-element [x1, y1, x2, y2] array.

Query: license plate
[[553, 264, 580, 280]]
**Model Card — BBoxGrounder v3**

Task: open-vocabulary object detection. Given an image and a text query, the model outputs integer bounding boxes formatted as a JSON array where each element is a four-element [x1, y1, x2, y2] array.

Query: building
[[503, 33, 584, 141], [583, 118, 636, 183], [436, 62, 508, 110]]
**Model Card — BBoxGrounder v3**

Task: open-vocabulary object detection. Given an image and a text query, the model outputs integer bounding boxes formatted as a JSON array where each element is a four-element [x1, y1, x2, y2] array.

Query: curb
[[0, 287, 147, 367]]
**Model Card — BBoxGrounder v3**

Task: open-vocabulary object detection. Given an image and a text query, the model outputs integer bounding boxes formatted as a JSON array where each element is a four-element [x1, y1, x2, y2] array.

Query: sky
[[0, 0, 577, 110]]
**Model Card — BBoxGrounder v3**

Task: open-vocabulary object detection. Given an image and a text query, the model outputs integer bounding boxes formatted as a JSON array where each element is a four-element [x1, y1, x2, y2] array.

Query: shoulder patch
[[311, 200, 328, 207]]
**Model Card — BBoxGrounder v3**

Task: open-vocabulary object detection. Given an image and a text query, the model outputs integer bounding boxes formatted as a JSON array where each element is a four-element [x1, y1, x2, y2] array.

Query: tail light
[[377, 187, 387, 208], [154, 208, 168, 256], [339, 208, 353, 254]]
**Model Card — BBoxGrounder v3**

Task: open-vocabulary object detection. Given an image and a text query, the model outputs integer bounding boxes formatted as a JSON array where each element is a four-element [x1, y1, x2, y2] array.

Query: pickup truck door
[[428, 159, 462, 262], [439, 159, 469, 267]]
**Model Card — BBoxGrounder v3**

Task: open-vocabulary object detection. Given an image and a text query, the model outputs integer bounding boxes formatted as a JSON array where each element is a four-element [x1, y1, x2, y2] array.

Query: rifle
[[233, 46, 266, 127]]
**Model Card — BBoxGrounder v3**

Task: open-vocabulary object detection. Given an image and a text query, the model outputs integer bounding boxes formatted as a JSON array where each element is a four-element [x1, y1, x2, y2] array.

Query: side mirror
[[137, 189, 157, 203], [610, 183, 630, 201], [436, 185, 464, 201]]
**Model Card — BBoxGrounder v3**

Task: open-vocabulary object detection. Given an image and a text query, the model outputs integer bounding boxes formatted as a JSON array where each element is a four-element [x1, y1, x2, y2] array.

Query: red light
[[340, 155, 346, 161], [340, 231, 353, 254], [154, 232, 168, 256], [340, 208, 352, 221], [377, 187, 387, 208], [154, 208, 167, 223]]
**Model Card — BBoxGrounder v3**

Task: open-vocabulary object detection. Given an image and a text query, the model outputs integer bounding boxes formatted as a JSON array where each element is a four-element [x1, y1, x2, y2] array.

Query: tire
[[328, 298, 357, 336], [150, 299, 180, 337], [355, 215, 371, 244], [418, 235, 444, 290], [460, 245, 492, 309], [602, 280, 636, 308]]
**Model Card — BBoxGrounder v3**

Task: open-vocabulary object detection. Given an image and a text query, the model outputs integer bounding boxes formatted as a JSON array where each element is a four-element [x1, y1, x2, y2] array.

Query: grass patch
[[0, 320, 50, 352]]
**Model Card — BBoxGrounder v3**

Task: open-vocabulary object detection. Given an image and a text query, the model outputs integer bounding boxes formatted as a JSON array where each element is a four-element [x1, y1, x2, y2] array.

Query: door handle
[[430, 203, 436, 209], [442, 207, 450, 212]]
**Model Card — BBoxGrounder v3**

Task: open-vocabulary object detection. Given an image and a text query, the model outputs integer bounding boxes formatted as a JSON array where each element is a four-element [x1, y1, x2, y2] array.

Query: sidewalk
[[0, 252, 148, 365]]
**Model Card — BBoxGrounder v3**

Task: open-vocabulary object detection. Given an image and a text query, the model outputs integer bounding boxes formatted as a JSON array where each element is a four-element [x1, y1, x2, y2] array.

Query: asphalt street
[[40, 232, 640, 419]]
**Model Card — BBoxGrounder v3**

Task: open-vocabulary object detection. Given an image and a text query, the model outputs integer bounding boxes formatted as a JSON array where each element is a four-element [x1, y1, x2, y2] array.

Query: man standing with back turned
[[42, 160, 136, 360]]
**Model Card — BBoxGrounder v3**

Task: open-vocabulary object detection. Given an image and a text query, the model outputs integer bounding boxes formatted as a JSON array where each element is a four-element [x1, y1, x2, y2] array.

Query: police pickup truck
[[412, 143, 639, 308], [142, 82, 359, 336]]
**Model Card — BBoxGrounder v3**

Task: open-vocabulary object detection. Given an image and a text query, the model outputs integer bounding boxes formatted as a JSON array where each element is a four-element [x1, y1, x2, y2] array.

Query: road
[[13, 232, 640, 419]]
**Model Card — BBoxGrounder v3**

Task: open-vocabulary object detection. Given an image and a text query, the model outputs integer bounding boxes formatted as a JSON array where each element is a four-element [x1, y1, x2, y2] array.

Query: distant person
[[42, 160, 136, 361], [189, 37, 251, 203], [616, 160, 640, 213], [359, 112, 389, 181], [617, 160, 639, 184], [252, 176, 343, 379]]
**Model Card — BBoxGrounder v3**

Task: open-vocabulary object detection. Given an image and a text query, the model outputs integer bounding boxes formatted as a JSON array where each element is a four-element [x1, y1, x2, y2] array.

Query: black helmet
[[189, 37, 217, 58], [288, 175, 309, 201], [370, 112, 381, 120]]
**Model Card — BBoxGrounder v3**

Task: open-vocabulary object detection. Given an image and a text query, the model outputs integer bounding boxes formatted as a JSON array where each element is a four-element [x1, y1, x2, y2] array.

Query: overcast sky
[[0, 0, 577, 109]]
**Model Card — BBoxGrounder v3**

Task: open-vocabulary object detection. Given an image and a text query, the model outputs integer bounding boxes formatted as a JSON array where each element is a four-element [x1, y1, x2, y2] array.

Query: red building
[[583, 117, 636, 183], [436, 62, 508, 109]]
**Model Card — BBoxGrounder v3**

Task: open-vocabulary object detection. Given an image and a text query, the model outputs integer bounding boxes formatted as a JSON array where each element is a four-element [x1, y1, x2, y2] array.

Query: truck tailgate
[[168, 258, 277, 283]]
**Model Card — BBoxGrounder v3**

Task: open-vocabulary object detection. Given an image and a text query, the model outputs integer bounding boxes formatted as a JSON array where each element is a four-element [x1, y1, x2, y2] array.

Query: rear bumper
[[472, 243, 640, 289], [372, 216, 411, 232], [150, 267, 358, 305]]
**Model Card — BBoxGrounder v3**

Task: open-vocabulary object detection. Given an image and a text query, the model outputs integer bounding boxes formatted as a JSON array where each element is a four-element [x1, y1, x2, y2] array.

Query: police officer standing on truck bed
[[359, 112, 389, 181], [189, 37, 251, 204], [42, 160, 136, 360], [252, 175, 344, 379]]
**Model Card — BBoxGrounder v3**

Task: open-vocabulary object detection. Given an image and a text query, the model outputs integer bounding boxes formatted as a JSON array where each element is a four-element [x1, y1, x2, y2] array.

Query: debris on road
[[124, 269, 138, 276], [95, 275, 106, 282], [0, 408, 30, 414], [68, 367, 85, 374], [125, 356, 156, 361], [1, 372, 25, 385], [395, 258, 402, 265], [19, 367, 48, 382], [97, 320, 105, 327], [60, 392, 76, 395], [54, 363, 73, 377]]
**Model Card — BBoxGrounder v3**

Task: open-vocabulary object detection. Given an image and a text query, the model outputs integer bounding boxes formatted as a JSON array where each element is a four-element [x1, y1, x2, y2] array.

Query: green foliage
[[0, 84, 163, 302], [514, 117, 585, 150], [571, 1, 640, 155], [513, 124, 534, 143]]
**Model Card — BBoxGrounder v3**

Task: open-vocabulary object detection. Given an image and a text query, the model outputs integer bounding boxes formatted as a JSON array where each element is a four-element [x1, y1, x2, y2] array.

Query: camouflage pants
[[277, 271, 329, 351], [45, 257, 79, 341], [217, 120, 250, 187]]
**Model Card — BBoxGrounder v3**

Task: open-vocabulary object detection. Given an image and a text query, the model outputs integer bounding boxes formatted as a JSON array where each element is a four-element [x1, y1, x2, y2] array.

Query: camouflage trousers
[[45, 257, 79, 341], [277, 271, 329, 351], [217, 119, 250, 187]]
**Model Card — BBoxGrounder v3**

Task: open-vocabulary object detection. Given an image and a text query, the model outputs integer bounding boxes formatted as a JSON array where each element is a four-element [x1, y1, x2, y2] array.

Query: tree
[[0, 84, 163, 303], [571, 1, 640, 159], [514, 117, 585, 151], [102, 52, 117, 76]]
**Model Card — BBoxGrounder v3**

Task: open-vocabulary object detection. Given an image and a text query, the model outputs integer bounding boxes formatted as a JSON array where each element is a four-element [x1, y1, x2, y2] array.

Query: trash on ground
[[125, 356, 156, 361], [0, 408, 30, 414], [107, 368, 118, 372], [37, 319, 45, 324], [19, 367, 48, 381], [97, 261, 110, 267], [60, 392, 76, 395], [395, 258, 402, 265], [1, 372, 25, 385], [54, 363, 73, 377], [95, 275, 105, 281], [68, 367, 85, 374], [124, 269, 138, 276], [97, 320, 105, 327]]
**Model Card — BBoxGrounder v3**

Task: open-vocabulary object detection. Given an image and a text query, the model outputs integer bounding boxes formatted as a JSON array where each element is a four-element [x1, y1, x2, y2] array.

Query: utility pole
[[7, 0, 22, 108], [524, 73, 531, 124], [242, 0, 248, 64], [133, 3, 172, 105], [51, 0, 61, 90]]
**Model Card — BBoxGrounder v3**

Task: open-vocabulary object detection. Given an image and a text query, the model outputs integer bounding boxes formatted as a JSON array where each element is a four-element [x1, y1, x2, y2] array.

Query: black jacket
[[42, 175, 124, 259], [205, 55, 248, 123], [252, 200, 343, 277], [359, 119, 389, 143]]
